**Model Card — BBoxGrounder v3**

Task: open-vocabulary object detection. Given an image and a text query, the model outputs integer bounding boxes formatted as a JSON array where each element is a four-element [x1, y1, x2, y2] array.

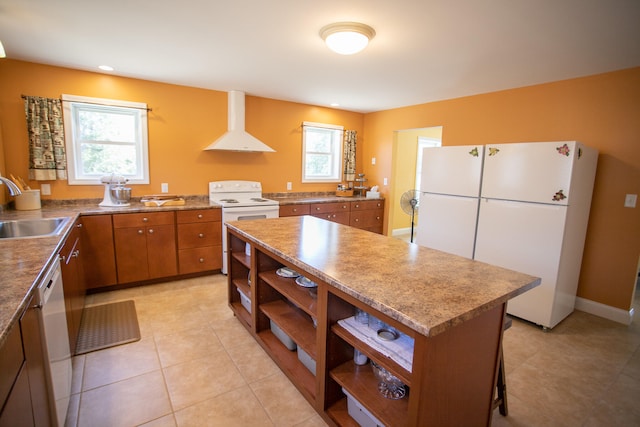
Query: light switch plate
[[161, 183, 169, 193], [40, 184, 51, 195], [624, 194, 637, 208], [287, 182, 292, 190]]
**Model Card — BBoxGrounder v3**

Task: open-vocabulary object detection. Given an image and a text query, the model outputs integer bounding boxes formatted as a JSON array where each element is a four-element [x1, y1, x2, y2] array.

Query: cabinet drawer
[[177, 209, 221, 224], [0, 322, 24, 406], [312, 211, 350, 226], [113, 211, 175, 228], [279, 204, 310, 217], [350, 209, 384, 228], [309, 202, 350, 214], [351, 200, 384, 211], [177, 222, 221, 249], [179, 246, 222, 274]]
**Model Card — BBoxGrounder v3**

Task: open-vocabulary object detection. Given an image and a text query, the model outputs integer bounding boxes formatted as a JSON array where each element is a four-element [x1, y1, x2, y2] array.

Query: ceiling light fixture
[[98, 65, 114, 71], [0, 41, 6, 58], [320, 22, 375, 55]]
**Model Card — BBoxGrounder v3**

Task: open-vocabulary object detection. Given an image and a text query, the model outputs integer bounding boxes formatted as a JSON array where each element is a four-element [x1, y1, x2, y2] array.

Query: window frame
[[301, 121, 344, 183], [62, 94, 150, 185]]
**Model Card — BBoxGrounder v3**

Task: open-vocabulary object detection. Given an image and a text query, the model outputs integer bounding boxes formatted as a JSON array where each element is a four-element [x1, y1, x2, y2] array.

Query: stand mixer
[[99, 175, 131, 207]]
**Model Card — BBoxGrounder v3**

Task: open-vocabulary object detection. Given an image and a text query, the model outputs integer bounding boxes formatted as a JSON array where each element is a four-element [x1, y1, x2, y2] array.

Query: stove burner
[[219, 198, 239, 203], [250, 198, 269, 202]]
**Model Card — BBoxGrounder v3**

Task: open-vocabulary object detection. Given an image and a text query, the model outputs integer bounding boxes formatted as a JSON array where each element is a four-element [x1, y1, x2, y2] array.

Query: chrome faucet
[[0, 175, 22, 196]]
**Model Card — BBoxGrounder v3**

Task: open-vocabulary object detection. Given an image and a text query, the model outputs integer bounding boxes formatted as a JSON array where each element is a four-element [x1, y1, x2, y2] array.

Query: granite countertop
[[0, 198, 220, 347], [227, 216, 540, 337]]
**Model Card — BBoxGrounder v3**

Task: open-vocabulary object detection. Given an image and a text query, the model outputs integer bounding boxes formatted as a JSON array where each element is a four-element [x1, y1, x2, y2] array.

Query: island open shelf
[[226, 216, 539, 426]]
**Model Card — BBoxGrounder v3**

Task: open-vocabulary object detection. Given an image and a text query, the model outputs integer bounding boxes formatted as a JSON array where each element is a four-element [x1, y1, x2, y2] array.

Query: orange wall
[[0, 59, 364, 198], [1, 59, 638, 313], [362, 67, 640, 311]]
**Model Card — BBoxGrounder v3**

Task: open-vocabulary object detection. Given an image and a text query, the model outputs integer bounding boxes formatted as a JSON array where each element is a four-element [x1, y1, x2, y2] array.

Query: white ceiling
[[1, 0, 639, 113]]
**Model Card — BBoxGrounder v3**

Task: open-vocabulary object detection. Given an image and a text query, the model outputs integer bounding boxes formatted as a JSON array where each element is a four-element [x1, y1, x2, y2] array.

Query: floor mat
[[75, 300, 141, 355]]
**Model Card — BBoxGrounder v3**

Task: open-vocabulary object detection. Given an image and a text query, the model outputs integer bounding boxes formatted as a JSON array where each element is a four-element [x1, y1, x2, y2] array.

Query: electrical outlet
[[287, 182, 292, 191], [372, 157, 376, 165], [624, 194, 637, 208], [40, 184, 51, 195], [383, 178, 388, 186], [161, 183, 169, 193]]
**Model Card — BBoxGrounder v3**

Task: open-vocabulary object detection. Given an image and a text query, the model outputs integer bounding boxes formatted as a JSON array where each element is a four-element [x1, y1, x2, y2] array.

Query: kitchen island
[[226, 216, 540, 426]]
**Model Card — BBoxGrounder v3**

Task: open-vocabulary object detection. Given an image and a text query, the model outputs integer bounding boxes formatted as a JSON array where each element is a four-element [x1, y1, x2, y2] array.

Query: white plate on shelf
[[295, 276, 318, 288], [276, 267, 300, 278]]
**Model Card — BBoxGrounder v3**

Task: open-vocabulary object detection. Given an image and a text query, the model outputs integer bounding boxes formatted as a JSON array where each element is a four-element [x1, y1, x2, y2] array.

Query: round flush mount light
[[320, 22, 376, 55], [98, 65, 114, 71]]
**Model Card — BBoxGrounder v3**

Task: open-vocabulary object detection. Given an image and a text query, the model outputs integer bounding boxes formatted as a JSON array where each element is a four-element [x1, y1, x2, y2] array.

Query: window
[[302, 121, 344, 183], [415, 136, 441, 191], [62, 94, 149, 185]]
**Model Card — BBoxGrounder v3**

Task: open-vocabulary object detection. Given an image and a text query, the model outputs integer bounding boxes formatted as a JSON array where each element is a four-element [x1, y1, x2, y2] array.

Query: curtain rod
[[21, 94, 153, 112]]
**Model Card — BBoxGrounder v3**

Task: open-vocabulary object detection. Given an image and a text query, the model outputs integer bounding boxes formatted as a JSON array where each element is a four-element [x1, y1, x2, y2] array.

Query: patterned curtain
[[343, 130, 356, 182], [24, 96, 67, 180]]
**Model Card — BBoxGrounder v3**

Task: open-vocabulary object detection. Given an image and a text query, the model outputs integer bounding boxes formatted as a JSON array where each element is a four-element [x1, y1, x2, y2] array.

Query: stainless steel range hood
[[204, 91, 275, 152]]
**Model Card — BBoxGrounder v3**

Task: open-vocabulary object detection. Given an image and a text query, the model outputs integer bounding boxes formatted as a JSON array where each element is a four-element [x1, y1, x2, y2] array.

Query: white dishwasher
[[35, 257, 72, 427]]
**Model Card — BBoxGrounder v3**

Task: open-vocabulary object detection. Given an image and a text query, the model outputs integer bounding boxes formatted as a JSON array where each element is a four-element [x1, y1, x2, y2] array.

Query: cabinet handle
[[199, 258, 205, 263], [138, 229, 144, 235], [197, 214, 203, 219], [355, 218, 359, 222], [293, 208, 297, 212], [76, 223, 83, 228], [142, 217, 149, 222], [148, 229, 154, 234], [342, 205, 347, 209], [198, 233, 205, 238], [72, 250, 80, 258], [315, 207, 320, 211], [355, 204, 360, 208]]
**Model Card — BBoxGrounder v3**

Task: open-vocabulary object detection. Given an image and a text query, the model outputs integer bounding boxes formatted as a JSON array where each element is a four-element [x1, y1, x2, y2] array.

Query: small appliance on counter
[[99, 175, 131, 207]]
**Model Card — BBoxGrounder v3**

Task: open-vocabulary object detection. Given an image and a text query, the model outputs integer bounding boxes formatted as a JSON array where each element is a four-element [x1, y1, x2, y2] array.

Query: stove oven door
[[221, 204, 279, 274]]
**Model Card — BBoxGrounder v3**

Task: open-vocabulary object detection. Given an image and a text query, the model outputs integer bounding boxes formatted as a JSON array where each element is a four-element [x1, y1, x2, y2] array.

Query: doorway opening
[[390, 126, 442, 241]]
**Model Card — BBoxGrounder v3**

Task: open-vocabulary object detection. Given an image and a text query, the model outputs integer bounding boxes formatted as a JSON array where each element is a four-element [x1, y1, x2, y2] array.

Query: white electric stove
[[209, 180, 279, 273]]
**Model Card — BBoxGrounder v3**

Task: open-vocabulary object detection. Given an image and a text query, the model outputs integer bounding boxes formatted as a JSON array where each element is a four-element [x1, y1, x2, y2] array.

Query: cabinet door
[[20, 295, 51, 427], [0, 364, 34, 427], [114, 227, 150, 283], [313, 211, 350, 226], [81, 215, 117, 288], [147, 224, 177, 279]]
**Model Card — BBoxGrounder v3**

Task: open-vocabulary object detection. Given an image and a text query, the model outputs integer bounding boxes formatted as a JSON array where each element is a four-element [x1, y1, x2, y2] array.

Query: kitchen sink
[[0, 217, 71, 239]]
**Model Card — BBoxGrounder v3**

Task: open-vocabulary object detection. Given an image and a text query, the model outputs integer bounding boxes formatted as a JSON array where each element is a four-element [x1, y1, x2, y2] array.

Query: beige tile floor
[[65, 273, 640, 427]]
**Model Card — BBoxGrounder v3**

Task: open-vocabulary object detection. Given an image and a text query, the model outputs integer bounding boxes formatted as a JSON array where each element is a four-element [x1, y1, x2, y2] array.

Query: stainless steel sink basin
[[0, 217, 70, 239]]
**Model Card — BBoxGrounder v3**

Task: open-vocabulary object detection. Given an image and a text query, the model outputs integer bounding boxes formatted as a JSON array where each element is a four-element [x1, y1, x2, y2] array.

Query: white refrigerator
[[474, 141, 598, 329], [416, 145, 484, 259]]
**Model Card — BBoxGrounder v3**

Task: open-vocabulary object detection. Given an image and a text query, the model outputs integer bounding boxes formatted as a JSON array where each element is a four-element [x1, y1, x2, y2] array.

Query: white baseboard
[[392, 227, 412, 237], [575, 297, 635, 325]]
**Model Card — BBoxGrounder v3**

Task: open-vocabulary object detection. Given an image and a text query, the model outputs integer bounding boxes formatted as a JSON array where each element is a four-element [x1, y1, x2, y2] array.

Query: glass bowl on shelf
[[370, 361, 406, 400]]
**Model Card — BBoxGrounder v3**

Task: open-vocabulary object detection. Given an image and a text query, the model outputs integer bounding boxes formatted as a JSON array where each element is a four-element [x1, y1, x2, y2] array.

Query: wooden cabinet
[[113, 212, 177, 284], [81, 215, 117, 289], [177, 209, 222, 274], [18, 294, 50, 427], [60, 220, 85, 353], [282, 199, 384, 234], [227, 222, 508, 426], [350, 199, 384, 233], [310, 202, 351, 226], [0, 294, 49, 427], [279, 204, 310, 217]]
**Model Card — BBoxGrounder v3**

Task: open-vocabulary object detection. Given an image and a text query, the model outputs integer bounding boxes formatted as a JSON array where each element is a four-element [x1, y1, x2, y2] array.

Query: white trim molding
[[575, 297, 635, 325]]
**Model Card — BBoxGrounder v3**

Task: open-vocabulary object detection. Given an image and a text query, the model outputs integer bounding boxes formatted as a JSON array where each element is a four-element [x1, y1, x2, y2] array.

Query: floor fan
[[400, 190, 420, 243]]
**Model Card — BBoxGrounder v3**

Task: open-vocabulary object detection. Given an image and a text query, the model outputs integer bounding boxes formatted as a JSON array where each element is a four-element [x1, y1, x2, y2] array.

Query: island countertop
[[226, 215, 540, 337]]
